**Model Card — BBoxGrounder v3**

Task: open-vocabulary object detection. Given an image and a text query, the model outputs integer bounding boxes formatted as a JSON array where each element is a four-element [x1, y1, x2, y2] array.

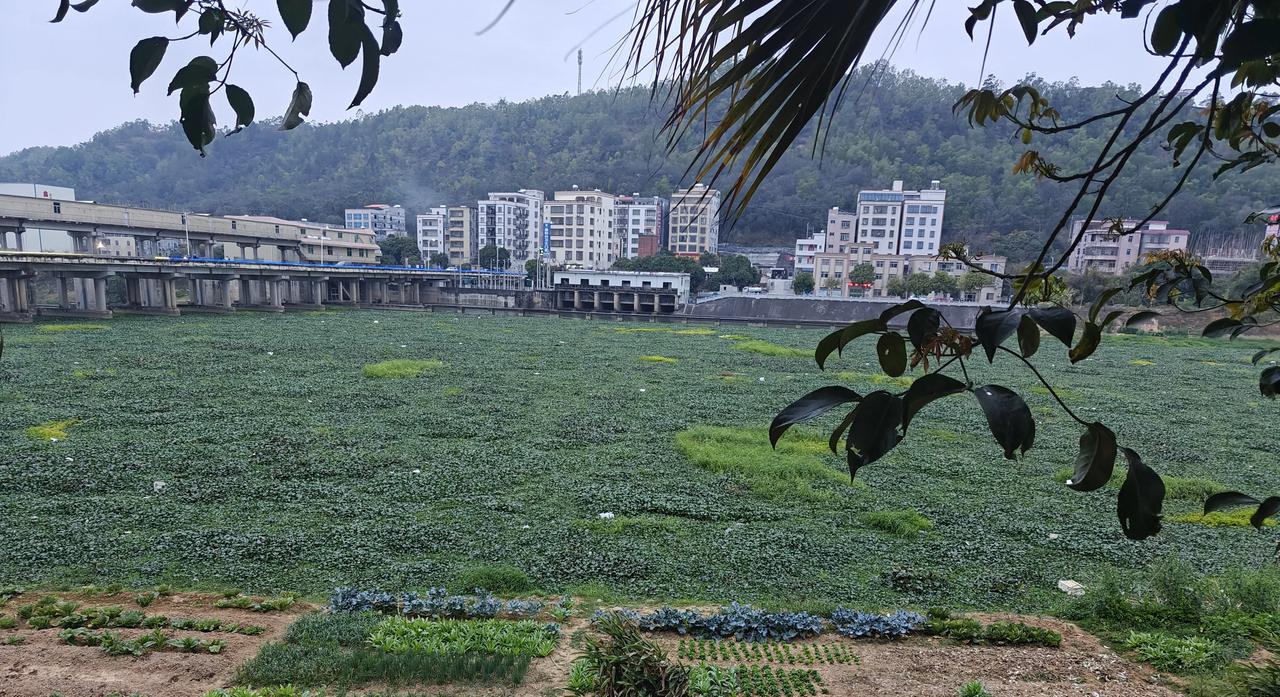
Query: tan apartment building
[[668, 183, 721, 256], [814, 245, 908, 297], [544, 188, 619, 270], [418, 206, 479, 267], [1066, 219, 1189, 274]]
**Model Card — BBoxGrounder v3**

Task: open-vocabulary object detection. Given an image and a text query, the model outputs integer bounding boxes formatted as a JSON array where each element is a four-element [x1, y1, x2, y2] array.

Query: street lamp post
[[183, 214, 191, 259]]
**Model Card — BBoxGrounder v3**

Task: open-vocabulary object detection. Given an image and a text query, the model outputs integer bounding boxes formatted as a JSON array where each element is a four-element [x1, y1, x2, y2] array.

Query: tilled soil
[[0, 597, 1182, 697]]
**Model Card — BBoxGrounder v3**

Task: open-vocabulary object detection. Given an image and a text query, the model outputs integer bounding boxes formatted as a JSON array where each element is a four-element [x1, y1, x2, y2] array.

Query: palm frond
[[627, 0, 918, 218]]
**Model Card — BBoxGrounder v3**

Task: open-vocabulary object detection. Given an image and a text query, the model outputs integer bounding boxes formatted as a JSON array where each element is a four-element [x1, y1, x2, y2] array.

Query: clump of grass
[[26, 419, 75, 441], [37, 323, 108, 332], [672, 328, 716, 336], [674, 425, 856, 502], [836, 371, 914, 388], [1130, 359, 1156, 366], [718, 334, 751, 340], [639, 355, 677, 364], [453, 564, 531, 594], [712, 372, 747, 383], [1121, 631, 1226, 674], [733, 339, 809, 357], [576, 515, 683, 536], [859, 509, 934, 538], [361, 359, 444, 379], [442, 386, 463, 397], [1170, 510, 1276, 528]]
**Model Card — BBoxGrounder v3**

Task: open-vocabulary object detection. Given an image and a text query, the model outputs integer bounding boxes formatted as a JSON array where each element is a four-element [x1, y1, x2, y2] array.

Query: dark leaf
[[131, 0, 183, 13], [901, 373, 966, 431], [973, 385, 1035, 460], [905, 308, 941, 349], [879, 299, 926, 324], [281, 81, 313, 130], [225, 84, 254, 134], [178, 84, 216, 156], [815, 318, 884, 370], [380, 20, 403, 56], [1204, 491, 1260, 515], [1203, 317, 1243, 338], [845, 391, 904, 478], [1101, 310, 1126, 331], [1252, 348, 1280, 365], [1262, 366, 1280, 399], [72, 0, 101, 9], [1117, 448, 1164, 540], [1016, 314, 1040, 358], [198, 8, 224, 42], [1221, 19, 1280, 70], [128, 36, 169, 94], [349, 25, 380, 108], [1069, 321, 1101, 363], [1125, 311, 1161, 328], [278, 0, 313, 39], [769, 386, 862, 448], [876, 332, 907, 378], [828, 410, 857, 454], [167, 55, 218, 96], [52, 0, 70, 23], [1089, 288, 1122, 323], [1066, 422, 1116, 492], [328, 0, 364, 68], [1012, 0, 1037, 44], [975, 308, 1024, 362], [1252, 497, 1280, 530], [1027, 306, 1075, 347], [1150, 4, 1181, 55]]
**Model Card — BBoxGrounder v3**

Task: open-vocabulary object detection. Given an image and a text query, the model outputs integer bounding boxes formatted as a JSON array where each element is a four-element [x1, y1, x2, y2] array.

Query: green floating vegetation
[[367, 617, 557, 657], [453, 564, 531, 594], [1051, 468, 1225, 502], [37, 323, 108, 332], [1129, 359, 1156, 366], [836, 371, 914, 388], [640, 355, 678, 363], [441, 386, 463, 397], [1170, 510, 1276, 528], [615, 326, 715, 336], [361, 359, 444, 379], [26, 419, 75, 441], [675, 426, 855, 502], [733, 340, 809, 358], [859, 509, 934, 538]]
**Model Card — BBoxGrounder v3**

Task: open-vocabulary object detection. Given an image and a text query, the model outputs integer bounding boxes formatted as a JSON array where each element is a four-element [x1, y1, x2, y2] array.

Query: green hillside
[[1, 66, 1274, 260]]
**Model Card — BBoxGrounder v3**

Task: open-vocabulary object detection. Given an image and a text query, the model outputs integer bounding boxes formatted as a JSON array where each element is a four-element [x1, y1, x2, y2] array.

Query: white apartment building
[[793, 233, 826, 276], [416, 206, 448, 265], [668, 183, 721, 256], [477, 189, 544, 269], [616, 194, 667, 259], [544, 188, 620, 270], [854, 179, 945, 256], [1066, 219, 1190, 275], [344, 204, 406, 240]]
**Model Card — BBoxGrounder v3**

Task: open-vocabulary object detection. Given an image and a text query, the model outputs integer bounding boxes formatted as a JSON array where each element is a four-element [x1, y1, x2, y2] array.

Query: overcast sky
[[0, 1, 1168, 156]]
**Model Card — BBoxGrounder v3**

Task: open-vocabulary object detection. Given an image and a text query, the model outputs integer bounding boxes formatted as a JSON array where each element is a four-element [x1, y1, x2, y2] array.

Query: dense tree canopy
[[1, 70, 1274, 260]]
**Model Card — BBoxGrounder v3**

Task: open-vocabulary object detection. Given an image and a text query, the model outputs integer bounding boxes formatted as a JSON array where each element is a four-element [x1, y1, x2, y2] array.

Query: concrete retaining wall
[[688, 296, 985, 329]]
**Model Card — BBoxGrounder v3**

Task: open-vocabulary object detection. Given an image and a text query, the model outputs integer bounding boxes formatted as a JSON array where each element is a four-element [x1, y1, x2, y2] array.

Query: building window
[[231, 220, 237, 230], [52, 201, 61, 213], [840, 220, 851, 229]]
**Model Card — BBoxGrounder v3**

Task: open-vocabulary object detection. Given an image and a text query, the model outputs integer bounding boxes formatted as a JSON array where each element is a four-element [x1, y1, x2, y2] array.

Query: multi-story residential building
[[909, 254, 1007, 303], [793, 233, 826, 277], [445, 205, 477, 267], [416, 207, 448, 266], [477, 189, 544, 269], [853, 179, 946, 256], [344, 204, 406, 240], [1066, 219, 1189, 275], [616, 194, 667, 259], [824, 207, 859, 254], [544, 188, 620, 270], [813, 244, 905, 297], [668, 183, 721, 256]]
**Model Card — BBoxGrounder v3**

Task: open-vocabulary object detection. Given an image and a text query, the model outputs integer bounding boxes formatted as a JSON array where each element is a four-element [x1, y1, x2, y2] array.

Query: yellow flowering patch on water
[[1170, 510, 1276, 528], [733, 340, 809, 358], [26, 419, 75, 440], [37, 323, 108, 333], [672, 328, 716, 336], [639, 355, 678, 364], [362, 359, 445, 378]]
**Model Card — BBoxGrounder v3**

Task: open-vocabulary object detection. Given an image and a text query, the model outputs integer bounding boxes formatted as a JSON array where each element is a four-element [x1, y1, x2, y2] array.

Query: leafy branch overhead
[[54, 0, 403, 154]]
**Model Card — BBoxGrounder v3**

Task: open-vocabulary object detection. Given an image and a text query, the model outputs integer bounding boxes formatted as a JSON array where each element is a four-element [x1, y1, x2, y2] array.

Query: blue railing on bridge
[[168, 256, 525, 277]]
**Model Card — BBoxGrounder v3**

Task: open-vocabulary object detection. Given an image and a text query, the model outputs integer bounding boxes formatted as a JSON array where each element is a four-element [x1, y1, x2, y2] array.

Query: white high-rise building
[[668, 183, 721, 257], [344, 204, 406, 241], [416, 206, 448, 265], [616, 194, 667, 259], [477, 189, 544, 269], [853, 179, 945, 256], [544, 187, 619, 270]]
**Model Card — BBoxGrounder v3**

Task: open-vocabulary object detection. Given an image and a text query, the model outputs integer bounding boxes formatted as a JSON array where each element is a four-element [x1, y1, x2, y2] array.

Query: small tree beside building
[[792, 272, 814, 295]]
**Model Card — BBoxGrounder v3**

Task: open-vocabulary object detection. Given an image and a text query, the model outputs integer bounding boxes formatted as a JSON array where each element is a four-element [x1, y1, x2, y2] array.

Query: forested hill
[[1, 67, 1275, 259]]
